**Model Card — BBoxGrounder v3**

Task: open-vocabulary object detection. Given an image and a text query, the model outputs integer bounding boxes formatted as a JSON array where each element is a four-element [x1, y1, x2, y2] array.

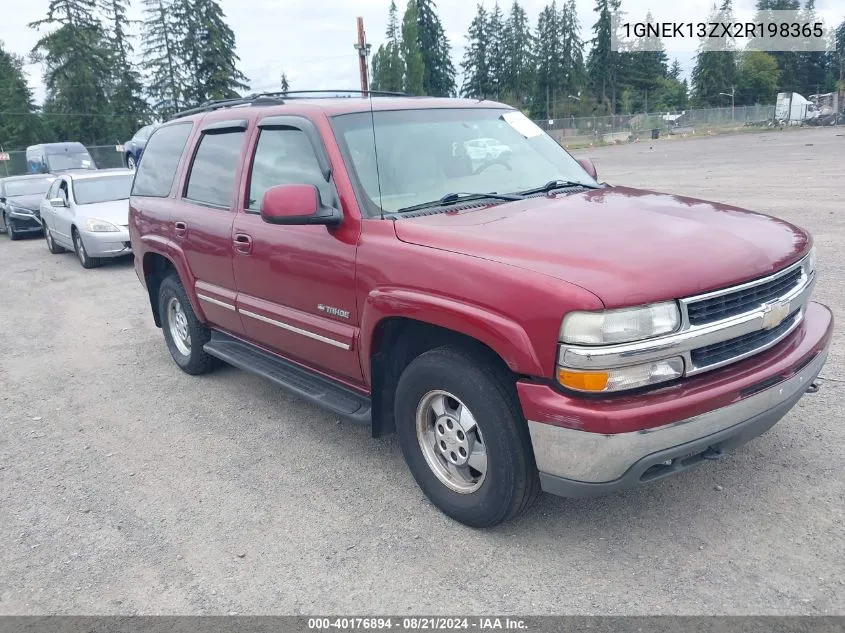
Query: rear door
[[231, 116, 362, 383], [174, 119, 248, 335]]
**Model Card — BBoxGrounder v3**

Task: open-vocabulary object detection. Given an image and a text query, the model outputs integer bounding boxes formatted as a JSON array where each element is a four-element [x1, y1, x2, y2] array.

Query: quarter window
[[247, 128, 330, 211], [185, 130, 246, 208]]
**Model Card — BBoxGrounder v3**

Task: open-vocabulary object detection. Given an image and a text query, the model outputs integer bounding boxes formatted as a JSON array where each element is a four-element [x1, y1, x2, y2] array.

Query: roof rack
[[169, 89, 410, 120]]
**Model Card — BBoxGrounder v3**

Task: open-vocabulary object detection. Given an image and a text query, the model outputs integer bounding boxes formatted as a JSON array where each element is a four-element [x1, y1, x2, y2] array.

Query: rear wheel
[[158, 273, 217, 375], [395, 346, 540, 528], [72, 228, 101, 268], [45, 225, 65, 253], [126, 154, 137, 170]]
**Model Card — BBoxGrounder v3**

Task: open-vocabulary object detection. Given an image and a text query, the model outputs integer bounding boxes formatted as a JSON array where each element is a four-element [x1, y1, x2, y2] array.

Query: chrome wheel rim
[[74, 232, 86, 264], [127, 156, 136, 170], [46, 229, 53, 249], [167, 296, 191, 356], [415, 390, 487, 494]]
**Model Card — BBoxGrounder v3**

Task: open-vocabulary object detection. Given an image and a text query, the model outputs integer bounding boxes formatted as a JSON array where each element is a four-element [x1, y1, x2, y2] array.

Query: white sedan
[[464, 137, 513, 162], [40, 169, 134, 269]]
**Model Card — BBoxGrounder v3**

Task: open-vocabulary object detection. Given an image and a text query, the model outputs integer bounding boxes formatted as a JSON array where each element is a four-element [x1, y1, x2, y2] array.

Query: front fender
[[360, 287, 545, 384]]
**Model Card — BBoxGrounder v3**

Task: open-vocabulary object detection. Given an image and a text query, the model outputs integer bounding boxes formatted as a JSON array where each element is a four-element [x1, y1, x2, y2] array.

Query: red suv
[[129, 93, 832, 527]]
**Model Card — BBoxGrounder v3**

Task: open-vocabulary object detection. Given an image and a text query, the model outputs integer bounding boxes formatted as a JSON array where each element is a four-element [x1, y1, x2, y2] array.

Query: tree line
[[372, 0, 845, 119], [0, 0, 248, 149]]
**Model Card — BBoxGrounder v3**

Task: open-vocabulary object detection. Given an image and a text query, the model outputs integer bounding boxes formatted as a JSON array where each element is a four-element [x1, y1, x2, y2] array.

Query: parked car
[[26, 142, 98, 174], [0, 174, 55, 240], [464, 136, 513, 162], [123, 125, 155, 170], [41, 168, 134, 268], [129, 95, 832, 527]]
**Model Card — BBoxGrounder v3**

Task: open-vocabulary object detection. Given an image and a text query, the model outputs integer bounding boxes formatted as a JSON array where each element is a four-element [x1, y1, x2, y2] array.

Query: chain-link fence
[[0, 145, 127, 177], [534, 104, 780, 147]]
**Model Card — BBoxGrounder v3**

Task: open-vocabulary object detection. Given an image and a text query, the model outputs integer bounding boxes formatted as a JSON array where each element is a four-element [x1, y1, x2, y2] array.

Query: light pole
[[720, 87, 735, 122]]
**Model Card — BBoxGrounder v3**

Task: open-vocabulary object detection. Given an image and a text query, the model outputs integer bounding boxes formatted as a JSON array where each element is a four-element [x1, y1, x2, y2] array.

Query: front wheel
[[45, 225, 65, 253], [126, 154, 137, 170], [6, 215, 21, 241], [395, 346, 540, 528], [158, 273, 217, 375], [72, 228, 101, 268]]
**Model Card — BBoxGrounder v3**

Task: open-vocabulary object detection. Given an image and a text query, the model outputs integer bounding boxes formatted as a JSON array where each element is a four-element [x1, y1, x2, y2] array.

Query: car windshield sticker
[[502, 111, 544, 138]]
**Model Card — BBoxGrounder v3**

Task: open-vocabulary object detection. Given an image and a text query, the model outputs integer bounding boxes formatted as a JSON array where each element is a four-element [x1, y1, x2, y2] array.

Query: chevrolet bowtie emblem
[[761, 301, 790, 330]]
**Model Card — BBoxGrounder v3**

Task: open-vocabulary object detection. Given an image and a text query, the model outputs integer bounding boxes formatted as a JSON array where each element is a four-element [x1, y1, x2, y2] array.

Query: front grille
[[690, 310, 799, 368], [687, 267, 802, 325]]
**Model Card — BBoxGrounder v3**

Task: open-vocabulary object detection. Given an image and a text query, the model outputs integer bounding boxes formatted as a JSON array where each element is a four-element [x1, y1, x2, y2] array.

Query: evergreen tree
[[461, 4, 491, 98], [735, 51, 781, 104], [29, 0, 115, 143], [626, 11, 668, 111], [371, 0, 404, 92], [280, 72, 290, 93], [401, 0, 425, 95], [177, 0, 249, 106], [535, 3, 563, 117], [586, 0, 622, 113], [416, 0, 455, 96], [668, 58, 682, 80], [794, 0, 828, 96], [101, 0, 148, 140], [0, 41, 40, 148], [691, 0, 737, 106], [833, 20, 845, 90], [501, 1, 535, 106], [559, 0, 585, 98], [487, 2, 505, 99], [142, 0, 184, 116], [753, 0, 800, 91]]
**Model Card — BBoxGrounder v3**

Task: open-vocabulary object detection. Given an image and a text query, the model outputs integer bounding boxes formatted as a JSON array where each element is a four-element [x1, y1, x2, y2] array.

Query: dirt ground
[[1, 126, 843, 615]]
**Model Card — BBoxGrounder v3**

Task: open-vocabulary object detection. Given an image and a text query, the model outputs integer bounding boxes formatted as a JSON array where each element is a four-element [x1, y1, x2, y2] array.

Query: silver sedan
[[40, 169, 134, 269]]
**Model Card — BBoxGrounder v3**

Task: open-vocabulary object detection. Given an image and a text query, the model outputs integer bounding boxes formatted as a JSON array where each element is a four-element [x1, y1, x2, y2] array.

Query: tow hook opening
[[701, 447, 724, 461], [806, 382, 820, 394]]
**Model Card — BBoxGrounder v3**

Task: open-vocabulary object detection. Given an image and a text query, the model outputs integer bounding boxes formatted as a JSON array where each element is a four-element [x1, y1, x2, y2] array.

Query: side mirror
[[260, 184, 341, 226], [49, 197, 66, 208], [577, 157, 597, 181]]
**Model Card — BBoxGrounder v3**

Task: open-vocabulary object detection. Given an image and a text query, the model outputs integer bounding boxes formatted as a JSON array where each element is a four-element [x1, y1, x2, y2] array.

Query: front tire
[[7, 215, 20, 241], [72, 228, 101, 268], [158, 273, 217, 375], [395, 346, 540, 528], [45, 226, 65, 253], [126, 154, 137, 170]]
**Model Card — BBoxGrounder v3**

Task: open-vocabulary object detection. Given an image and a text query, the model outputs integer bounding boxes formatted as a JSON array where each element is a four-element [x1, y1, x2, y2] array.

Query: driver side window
[[246, 128, 330, 212]]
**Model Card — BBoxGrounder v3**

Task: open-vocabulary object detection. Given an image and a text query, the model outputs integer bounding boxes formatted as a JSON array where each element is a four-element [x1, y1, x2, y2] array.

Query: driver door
[[51, 179, 74, 247]]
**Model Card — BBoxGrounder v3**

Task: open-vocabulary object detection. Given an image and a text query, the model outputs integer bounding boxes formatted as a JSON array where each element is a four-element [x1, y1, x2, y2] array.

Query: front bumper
[[79, 228, 132, 258], [7, 211, 43, 232], [521, 301, 832, 497]]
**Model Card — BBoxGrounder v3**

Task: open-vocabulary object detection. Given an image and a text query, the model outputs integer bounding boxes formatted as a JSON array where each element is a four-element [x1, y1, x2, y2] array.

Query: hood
[[7, 194, 45, 212], [77, 200, 130, 226], [393, 186, 810, 309]]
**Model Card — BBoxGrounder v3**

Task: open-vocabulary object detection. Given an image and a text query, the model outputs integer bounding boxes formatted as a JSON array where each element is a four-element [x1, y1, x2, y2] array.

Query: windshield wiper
[[395, 191, 524, 214], [515, 179, 598, 196]]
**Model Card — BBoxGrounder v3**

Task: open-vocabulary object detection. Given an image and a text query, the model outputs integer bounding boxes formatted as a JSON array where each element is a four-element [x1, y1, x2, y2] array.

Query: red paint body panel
[[518, 302, 833, 434], [129, 97, 827, 438]]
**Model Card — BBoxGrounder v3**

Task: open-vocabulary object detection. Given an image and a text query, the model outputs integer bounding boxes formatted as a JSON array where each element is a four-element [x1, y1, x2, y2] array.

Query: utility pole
[[720, 86, 735, 122], [353, 17, 372, 93]]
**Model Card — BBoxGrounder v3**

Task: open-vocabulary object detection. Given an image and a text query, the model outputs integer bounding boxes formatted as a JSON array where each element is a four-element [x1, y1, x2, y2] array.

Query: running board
[[204, 330, 371, 425]]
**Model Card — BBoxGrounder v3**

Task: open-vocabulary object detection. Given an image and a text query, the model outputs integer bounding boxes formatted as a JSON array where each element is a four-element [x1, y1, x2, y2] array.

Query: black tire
[[72, 227, 101, 268], [126, 154, 137, 170], [7, 215, 20, 241], [158, 273, 217, 375], [394, 346, 540, 528], [45, 225, 65, 253], [0, 213, 6, 234]]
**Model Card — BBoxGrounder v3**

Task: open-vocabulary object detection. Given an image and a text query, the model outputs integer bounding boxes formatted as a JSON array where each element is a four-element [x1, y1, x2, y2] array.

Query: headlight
[[86, 218, 120, 232], [804, 246, 816, 275], [560, 302, 680, 345], [558, 357, 684, 393], [9, 205, 34, 215]]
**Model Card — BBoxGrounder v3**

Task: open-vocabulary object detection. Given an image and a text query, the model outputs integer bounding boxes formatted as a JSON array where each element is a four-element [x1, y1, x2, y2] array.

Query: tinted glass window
[[4, 177, 54, 197], [185, 131, 245, 207], [247, 128, 329, 211], [74, 175, 134, 205], [132, 123, 193, 198], [135, 126, 154, 141]]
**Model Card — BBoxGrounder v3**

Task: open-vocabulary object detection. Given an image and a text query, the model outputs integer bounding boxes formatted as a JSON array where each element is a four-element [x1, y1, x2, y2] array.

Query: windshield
[[4, 177, 53, 197], [331, 108, 597, 215], [74, 175, 134, 205], [47, 152, 96, 172]]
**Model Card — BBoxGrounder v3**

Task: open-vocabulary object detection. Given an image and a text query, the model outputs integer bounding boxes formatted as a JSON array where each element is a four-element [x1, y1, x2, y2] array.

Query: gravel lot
[[1, 127, 843, 615]]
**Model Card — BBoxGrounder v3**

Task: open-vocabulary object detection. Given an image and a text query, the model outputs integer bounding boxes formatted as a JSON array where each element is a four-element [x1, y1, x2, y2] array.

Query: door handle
[[234, 233, 253, 254], [174, 221, 187, 238]]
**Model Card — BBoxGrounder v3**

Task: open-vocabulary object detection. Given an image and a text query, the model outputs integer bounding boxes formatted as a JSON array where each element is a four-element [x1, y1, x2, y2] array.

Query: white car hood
[[76, 200, 130, 226]]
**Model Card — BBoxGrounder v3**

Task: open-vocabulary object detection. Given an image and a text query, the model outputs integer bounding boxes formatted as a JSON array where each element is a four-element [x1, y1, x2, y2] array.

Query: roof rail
[[169, 89, 410, 120]]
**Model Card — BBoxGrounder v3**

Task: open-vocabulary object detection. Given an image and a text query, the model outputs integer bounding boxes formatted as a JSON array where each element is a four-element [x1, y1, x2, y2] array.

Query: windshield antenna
[[367, 91, 385, 219]]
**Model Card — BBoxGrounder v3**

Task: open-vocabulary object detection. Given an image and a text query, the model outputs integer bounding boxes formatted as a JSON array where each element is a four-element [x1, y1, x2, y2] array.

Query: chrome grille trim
[[559, 253, 814, 377]]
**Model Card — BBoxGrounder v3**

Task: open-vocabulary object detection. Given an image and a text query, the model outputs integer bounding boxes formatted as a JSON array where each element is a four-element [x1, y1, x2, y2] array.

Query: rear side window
[[132, 123, 192, 198], [185, 131, 246, 208], [247, 128, 330, 211]]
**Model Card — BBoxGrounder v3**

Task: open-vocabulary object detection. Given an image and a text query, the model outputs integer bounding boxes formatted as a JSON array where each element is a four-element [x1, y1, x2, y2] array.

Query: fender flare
[[140, 234, 207, 323], [360, 287, 545, 384]]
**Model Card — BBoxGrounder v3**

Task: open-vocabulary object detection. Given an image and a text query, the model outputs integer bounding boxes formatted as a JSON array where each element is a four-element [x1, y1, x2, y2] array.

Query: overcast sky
[[2, 0, 842, 103]]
